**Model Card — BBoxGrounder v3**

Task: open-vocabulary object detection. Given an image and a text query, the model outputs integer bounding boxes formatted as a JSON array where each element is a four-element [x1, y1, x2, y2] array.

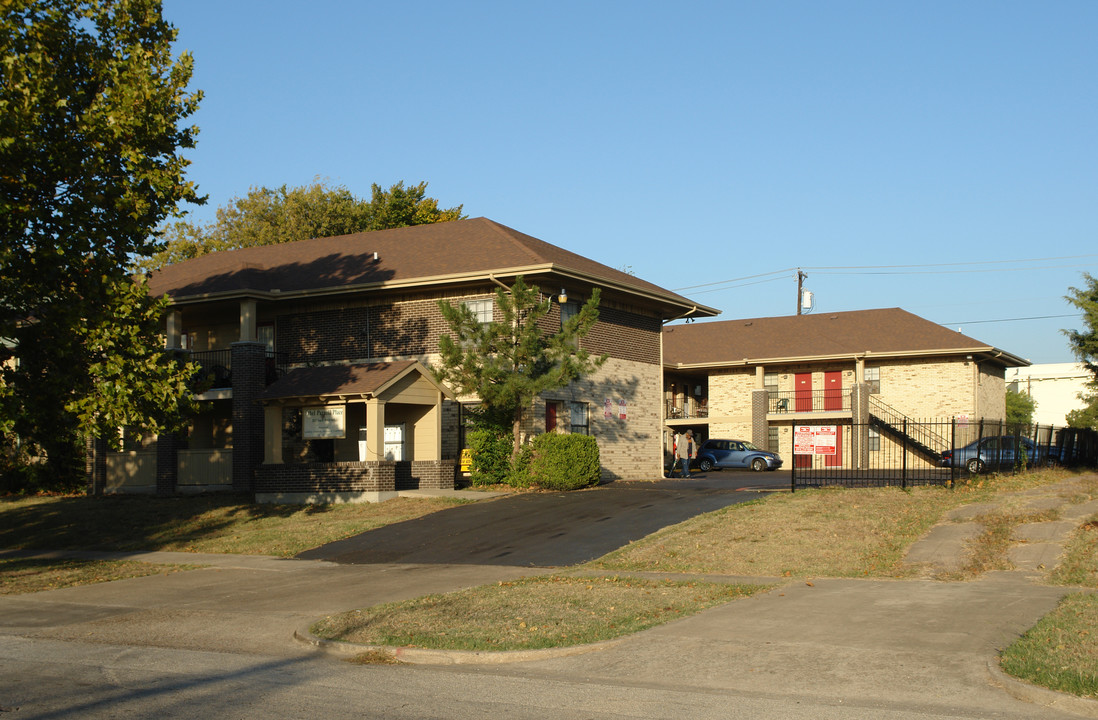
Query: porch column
[[364, 398, 385, 461], [851, 382, 871, 470], [751, 389, 769, 450], [264, 404, 284, 464], [755, 365, 765, 389], [231, 341, 266, 491], [156, 432, 178, 495], [240, 298, 257, 343]]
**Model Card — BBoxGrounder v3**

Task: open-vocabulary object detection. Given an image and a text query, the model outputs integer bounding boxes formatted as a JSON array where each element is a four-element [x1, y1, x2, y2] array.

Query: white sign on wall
[[303, 406, 346, 439]]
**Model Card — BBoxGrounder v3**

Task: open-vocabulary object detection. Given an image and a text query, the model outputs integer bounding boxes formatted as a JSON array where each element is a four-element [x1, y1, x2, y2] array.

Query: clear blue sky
[[162, 0, 1097, 365]]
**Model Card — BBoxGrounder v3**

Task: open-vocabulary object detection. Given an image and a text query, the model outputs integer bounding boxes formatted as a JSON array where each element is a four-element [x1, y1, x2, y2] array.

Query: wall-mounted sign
[[618, 398, 627, 420], [604, 398, 613, 419], [303, 405, 346, 439]]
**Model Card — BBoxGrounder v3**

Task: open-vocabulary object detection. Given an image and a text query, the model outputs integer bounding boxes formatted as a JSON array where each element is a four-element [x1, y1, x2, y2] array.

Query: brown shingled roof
[[148, 217, 711, 314], [261, 360, 449, 401], [663, 308, 1028, 367]]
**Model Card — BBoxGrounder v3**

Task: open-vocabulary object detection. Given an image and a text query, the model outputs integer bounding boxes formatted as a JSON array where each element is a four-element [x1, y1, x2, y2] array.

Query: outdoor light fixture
[[558, 288, 568, 303]]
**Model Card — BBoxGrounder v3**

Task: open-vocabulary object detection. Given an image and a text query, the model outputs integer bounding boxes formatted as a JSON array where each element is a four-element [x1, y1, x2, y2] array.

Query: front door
[[795, 372, 813, 412], [824, 371, 843, 411]]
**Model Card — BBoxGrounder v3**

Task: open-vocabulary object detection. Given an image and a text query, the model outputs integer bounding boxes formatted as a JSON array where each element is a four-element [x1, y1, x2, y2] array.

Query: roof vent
[[373, 252, 379, 261]]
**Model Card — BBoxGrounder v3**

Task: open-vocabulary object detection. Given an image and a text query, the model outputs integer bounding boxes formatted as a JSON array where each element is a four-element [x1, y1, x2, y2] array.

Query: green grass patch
[[0, 556, 198, 595], [0, 493, 467, 557], [589, 486, 965, 578], [1001, 592, 1098, 699], [312, 574, 769, 651], [1049, 516, 1098, 588]]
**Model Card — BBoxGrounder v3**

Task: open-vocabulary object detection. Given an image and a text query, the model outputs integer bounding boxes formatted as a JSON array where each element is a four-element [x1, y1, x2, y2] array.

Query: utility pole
[[796, 270, 807, 315]]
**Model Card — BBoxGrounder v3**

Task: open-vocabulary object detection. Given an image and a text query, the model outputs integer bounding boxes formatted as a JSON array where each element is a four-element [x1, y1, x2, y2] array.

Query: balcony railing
[[666, 400, 708, 419], [769, 389, 851, 414], [187, 349, 288, 390]]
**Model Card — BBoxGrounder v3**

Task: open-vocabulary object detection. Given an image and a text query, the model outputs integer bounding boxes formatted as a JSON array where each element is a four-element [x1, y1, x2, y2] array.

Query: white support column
[[365, 399, 385, 461], [755, 365, 765, 389], [240, 298, 257, 343], [263, 405, 283, 464]]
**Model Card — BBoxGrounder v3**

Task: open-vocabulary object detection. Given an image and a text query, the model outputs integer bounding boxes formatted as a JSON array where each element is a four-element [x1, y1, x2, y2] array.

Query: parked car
[[939, 436, 1050, 473], [696, 439, 783, 472]]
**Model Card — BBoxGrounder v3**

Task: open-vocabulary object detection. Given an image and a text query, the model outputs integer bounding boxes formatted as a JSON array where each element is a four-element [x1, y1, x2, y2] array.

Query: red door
[[795, 373, 813, 412], [824, 371, 843, 411], [825, 425, 843, 467], [545, 403, 557, 432]]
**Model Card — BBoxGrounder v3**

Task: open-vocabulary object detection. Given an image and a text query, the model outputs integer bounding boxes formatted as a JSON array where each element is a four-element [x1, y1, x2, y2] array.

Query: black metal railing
[[791, 418, 1098, 491], [769, 389, 850, 413], [187, 349, 288, 391], [665, 400, 708, 419]]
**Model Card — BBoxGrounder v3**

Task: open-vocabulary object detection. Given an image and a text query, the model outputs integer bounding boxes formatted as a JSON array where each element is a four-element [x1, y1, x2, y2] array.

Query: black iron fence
[[792, 418, 1098, 491], [769, 389, 850, 414], [187, 349, 288, 391]]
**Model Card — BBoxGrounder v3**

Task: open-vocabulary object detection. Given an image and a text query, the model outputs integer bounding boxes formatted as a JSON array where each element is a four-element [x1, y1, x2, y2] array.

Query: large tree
[[1064, 273, 1098, 429], [137, 180, 465, 272], [435, 277, 607, 460], [0, 0, 201, 484]]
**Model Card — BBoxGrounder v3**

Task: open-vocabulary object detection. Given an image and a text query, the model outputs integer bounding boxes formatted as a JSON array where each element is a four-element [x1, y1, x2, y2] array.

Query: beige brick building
[[95, 218, 717, 499], [662, 309, 1026, 469]]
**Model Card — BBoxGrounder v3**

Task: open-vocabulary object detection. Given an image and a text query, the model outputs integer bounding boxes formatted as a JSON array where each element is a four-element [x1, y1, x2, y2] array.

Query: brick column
[[232, 341, 267, 492], [751, 389, 770, 449], [156, 433, 179, 495], [85, 436, 107, 495], [851, 383, 870, 470]]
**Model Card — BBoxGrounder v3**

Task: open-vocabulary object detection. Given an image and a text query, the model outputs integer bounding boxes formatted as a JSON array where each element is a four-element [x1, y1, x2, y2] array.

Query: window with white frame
[[560, 301, 580, 328], [868, 427, 880, 452], [463, 299, 493, 325], [570, 402, 589, 435], [768, 426, 779, 453], [865, 367, 881, 394], [764, 372, 778, 397]]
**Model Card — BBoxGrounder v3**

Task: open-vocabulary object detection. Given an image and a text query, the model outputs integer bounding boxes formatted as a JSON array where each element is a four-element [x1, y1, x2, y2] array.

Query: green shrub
[[524, 433, 600, 491], [466, 428, 513, 486]]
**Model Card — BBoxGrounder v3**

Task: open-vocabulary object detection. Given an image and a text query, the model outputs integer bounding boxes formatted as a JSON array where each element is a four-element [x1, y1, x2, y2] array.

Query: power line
[[673, 254, 1098, 292], [941, 313, 1080, 326]]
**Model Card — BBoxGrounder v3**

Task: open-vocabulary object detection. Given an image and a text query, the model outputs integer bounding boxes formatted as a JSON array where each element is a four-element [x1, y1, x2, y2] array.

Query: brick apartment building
[[94, 218, 718, 500], [661, 308, 1028, 469]]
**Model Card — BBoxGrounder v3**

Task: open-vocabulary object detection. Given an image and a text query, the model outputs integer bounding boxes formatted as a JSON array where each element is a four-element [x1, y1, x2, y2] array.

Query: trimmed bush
[[467, 428, 513, 486], [524, 433, 601, 491]]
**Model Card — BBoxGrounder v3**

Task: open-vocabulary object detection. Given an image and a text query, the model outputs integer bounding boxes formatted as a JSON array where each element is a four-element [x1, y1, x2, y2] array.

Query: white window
[[570, 402, 589, 435], [463, 299, 493, 325], [865, 367, 881, 394], [868, 427, 880, 452]]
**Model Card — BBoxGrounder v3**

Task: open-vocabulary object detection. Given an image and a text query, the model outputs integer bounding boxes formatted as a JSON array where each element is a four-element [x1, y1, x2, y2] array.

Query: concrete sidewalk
[[2, 475, 1097, 718]]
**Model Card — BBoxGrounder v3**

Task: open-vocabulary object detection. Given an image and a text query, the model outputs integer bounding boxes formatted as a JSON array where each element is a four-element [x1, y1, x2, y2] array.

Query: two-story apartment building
[[662, 308, 1028, 468], [93, 218, 718, 501]]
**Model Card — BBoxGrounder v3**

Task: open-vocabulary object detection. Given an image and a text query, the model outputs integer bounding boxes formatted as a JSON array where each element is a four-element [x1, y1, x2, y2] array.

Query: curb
[[987, 659, 1098, 718], [293, 624, 625, 665]]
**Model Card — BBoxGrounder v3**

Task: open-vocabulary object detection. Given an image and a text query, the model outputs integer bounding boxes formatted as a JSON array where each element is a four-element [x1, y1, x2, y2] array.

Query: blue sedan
[[940, 435, 1049, 473], [696, 439, 783, 472]]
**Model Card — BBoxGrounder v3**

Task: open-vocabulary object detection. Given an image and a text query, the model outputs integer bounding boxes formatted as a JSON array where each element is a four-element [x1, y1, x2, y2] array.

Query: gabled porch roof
[[260, 360, 454, 404]]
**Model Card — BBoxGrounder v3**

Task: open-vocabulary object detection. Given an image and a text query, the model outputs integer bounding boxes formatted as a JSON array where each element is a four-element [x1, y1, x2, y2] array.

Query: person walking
[[675, 429, 696, 478]]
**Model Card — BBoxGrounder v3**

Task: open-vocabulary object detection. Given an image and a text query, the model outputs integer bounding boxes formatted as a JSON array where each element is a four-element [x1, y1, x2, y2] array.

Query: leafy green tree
[[1005, 387, 1036, 426], [0, 0, 201, 485], [1064, 273, 1098, 429], [435, 277, 607, 461], [137, 180, 464, 272]]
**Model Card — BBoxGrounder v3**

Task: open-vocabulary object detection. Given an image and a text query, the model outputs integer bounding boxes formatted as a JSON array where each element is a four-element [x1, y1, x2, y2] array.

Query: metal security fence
[[791, 419, 1098, 491]]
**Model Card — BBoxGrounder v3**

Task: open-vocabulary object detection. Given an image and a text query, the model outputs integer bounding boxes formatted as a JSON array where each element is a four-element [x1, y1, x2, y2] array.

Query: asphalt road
[[297, 472, 791, 566]]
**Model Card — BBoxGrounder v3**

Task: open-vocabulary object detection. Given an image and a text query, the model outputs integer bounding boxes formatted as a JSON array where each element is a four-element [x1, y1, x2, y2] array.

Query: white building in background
[[1007, 363, 1091, 427]]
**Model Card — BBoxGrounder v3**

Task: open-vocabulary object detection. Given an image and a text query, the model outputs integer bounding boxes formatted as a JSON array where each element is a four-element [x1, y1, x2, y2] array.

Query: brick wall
[[254, 461, 396, 493], [534, 357, 663, 481]]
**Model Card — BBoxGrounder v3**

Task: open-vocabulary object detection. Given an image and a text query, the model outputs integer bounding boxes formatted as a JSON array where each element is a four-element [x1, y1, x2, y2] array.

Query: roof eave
[[667, 346, 1029, 370]]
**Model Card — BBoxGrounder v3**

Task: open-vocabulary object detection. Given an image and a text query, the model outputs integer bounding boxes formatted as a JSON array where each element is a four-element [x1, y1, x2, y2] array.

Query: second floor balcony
[[188, 349, 289, 392], [769, 388, 851, 414]]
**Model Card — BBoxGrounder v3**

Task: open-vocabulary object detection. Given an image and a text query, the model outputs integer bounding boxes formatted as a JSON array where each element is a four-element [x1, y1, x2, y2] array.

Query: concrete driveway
[[297, 472, 789, 567]]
